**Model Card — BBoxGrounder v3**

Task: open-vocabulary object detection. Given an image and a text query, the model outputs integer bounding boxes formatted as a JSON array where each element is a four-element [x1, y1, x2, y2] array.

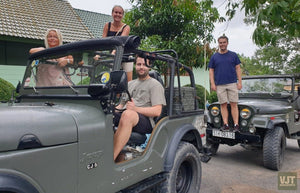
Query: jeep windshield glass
[[241, 77, 293, 94], [24, 48, 115, 88]]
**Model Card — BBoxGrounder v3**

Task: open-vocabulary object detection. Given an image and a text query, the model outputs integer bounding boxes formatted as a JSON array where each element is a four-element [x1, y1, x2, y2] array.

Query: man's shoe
[[233, 124, 239, 132], [220, 124, 230, 131]]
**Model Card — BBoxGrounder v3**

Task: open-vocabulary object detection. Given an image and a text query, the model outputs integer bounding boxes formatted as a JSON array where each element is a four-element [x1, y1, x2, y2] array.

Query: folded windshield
[[24, 49, 116, 88]]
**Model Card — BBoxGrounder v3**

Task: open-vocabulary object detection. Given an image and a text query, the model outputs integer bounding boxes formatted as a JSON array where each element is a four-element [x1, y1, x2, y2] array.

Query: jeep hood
[[239, 99, 292, 114], [0, 103, 78, 152]]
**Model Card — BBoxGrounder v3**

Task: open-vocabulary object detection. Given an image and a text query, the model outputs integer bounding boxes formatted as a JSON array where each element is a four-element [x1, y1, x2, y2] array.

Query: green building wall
[[0, 65, 26, 87], [175, 66, 210, 93]]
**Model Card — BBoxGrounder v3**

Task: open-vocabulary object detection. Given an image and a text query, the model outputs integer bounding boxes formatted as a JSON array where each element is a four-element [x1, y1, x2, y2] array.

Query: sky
[[68, 0, 258, 57]]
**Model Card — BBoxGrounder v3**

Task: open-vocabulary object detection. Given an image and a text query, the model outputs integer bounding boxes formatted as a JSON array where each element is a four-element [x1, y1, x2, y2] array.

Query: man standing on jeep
[[208, 35, 242, 131], [113, 56, 166, 161]]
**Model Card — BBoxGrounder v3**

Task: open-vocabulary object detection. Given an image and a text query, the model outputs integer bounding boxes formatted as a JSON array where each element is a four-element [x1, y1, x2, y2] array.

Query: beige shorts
[[216, 83, 239, 104], [121, 62, 133, 72]]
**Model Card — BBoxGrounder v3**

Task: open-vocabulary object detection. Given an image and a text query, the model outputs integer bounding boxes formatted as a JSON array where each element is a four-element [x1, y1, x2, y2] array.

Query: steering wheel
[[115, 90, 132, 112]]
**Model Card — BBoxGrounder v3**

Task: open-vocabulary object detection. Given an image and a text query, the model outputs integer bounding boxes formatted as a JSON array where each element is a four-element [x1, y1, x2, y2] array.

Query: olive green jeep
[[206, 74, 300, 170], [0, 36, 210, 193]]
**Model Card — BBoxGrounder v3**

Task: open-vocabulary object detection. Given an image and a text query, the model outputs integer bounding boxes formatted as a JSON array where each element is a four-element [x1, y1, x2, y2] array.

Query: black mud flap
[[200, 154, 211, 163]]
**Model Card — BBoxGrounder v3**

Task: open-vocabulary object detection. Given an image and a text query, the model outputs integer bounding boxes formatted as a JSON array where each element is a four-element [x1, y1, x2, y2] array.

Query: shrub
[[0, 78, 15, 102], [207, 91, 218, 104], [194, 84, 209, 109]]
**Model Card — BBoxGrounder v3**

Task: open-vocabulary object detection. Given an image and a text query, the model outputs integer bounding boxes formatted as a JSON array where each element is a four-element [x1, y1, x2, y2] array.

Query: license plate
[[212, 129, 235, 139]]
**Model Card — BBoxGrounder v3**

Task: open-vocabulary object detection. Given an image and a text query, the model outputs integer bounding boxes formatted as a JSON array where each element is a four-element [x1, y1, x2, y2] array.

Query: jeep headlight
[[214, 117, 220, 123], [241, 120, 248, 127], [240, 108, 251, 119], [210, 106, 220, 116]]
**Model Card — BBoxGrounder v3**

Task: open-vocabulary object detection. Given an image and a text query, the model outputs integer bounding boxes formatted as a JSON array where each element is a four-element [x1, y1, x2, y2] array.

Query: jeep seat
[[149, 70, 163, 86], [149, 70, 167, 122], [127, 132, 147, 146]]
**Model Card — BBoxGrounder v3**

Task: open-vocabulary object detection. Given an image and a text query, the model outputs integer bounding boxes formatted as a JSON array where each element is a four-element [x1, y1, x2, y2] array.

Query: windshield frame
[[239, 75, 296, 98], [20, 38, 127, 96]]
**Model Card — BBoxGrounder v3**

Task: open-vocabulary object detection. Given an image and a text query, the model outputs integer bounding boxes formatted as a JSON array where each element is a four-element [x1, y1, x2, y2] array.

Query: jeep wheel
[[154, 142, 202, 193], [263, 126, 286, 170]]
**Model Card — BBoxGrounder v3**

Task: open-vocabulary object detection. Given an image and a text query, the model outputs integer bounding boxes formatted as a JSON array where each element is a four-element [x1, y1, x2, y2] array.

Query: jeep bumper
[[206, 127, 261, 144]]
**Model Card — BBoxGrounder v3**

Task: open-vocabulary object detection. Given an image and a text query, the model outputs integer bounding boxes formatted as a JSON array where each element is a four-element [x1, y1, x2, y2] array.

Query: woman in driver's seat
[[29, 29, 73, 86]]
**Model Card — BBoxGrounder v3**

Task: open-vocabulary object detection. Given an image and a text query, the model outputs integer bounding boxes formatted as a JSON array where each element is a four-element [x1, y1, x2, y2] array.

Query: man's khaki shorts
[[216, 83, 239, 104]]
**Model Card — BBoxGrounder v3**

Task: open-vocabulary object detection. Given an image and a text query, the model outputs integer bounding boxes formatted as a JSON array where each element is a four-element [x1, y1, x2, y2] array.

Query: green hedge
[[194, 84, 209, 109], [207, 91, 218, 104], [0, 78, 15, 102]]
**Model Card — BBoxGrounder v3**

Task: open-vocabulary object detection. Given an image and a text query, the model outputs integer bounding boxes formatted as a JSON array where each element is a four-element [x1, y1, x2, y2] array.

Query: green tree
[[238, 54, 266, 75], [252, 46, 287, 75], [224, 0, 300, 46], [224, 0, 300, 74], [125, 0, 223, 69], [240, 41, 299, 75], [287, 54, 300, 74]]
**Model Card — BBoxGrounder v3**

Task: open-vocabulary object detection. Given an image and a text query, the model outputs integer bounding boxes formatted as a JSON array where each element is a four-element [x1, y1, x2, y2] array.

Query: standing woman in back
[[102, 5, 130, 37], [102, 5, 133, 81]]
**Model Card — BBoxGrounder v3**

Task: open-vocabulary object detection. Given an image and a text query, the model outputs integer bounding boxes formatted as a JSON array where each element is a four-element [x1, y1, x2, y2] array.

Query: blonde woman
[[29, 29, 73, 86]]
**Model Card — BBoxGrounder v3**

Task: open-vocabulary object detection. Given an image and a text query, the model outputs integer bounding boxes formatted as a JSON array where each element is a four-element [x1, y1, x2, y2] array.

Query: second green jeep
[[206, 74, 300, 170]]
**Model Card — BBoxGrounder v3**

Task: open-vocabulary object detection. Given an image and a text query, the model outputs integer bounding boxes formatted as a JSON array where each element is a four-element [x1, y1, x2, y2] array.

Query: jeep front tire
[[263, 126, 286, 170], [154, 142, 202, 193]]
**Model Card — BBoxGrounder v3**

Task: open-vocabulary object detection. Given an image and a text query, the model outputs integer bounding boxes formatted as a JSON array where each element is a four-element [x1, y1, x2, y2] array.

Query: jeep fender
[[164, 124, 202, 171], [266, 118, 286, 130], [0, 173, 39, 193]]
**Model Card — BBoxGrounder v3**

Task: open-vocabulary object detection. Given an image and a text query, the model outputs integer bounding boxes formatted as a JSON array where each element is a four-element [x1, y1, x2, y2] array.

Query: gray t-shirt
[[122, 77, 166, 127]]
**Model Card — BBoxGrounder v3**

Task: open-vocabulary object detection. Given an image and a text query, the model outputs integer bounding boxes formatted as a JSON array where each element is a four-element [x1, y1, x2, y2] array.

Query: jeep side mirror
[[110, 71, 128, 92], [88, 84, 110, 98]]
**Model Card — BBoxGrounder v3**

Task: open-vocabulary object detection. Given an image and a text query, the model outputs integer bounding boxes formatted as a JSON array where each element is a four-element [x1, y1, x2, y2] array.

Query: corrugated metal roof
[[0, 0, 94, 42], [74, 9, 112, 38]]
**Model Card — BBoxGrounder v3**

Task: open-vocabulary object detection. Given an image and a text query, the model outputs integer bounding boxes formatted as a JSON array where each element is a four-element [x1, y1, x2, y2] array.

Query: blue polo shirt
[[208, 51, 241, 85]]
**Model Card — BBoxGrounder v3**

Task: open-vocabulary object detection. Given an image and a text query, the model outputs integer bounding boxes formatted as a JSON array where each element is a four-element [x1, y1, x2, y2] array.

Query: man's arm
[[236, 64, 242, 90], [126, 101, 162, 117], [209, 68, 216, 91]]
